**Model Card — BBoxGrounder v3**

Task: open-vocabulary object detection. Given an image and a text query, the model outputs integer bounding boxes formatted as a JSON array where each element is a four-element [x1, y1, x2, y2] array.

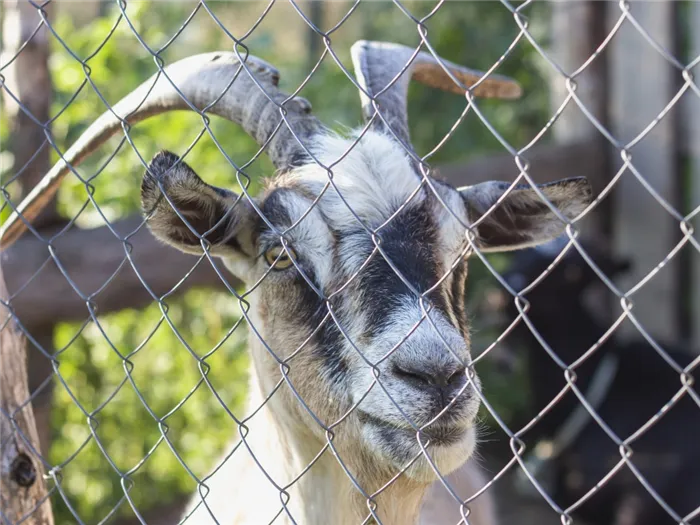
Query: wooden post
[[548, 1, 610, 241], [0, 263, 55, 524], [607, 1, 679, 342], [306, 0, 324, 70], [686, 2, 700, 351], [550, 2, 608, 144], [1, 0, 57, 455]]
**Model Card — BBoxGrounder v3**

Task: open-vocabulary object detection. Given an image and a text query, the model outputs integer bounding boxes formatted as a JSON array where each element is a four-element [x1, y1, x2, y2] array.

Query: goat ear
[[459, 177, 593, 252], [141, 151, 252, 256]]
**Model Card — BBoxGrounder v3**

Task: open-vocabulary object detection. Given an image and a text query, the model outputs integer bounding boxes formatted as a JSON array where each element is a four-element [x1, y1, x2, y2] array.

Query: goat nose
[[392, 362, 467, 393]]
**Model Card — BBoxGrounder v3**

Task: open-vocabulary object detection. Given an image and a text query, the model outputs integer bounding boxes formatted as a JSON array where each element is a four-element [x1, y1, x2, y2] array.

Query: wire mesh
[[0, 1, 699, 525]]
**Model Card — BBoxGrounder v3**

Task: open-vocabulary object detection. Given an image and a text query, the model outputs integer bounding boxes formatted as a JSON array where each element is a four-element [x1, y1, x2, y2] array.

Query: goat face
[[141, 131, 592, 482]]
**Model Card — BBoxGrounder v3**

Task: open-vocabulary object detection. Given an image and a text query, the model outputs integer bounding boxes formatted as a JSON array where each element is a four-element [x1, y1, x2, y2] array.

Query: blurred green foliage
[[5, 1, 550, 522], [51, 290, 248, 521]]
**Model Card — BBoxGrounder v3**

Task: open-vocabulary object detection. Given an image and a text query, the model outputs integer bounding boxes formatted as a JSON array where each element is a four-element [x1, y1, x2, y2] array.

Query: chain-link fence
[[1, 1, 699, 525]]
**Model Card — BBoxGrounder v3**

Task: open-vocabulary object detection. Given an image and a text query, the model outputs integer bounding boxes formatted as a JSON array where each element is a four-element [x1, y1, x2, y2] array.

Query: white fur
[[291, 132, 424, 230], [433, 183, 472, 269], [273, 190, 336, 289], [181, 369, 358, 524]]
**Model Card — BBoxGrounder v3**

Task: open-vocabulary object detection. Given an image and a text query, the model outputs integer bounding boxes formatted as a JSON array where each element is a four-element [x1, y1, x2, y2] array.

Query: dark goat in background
[[491, 238, 700, 525]]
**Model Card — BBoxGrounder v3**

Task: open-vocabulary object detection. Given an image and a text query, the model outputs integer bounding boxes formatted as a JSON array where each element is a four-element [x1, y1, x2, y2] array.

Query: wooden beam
[[4, 216, 235, 328], [0, 264, 55, 524], [437, 139, 605, 192], [607, 2, 680, 342]]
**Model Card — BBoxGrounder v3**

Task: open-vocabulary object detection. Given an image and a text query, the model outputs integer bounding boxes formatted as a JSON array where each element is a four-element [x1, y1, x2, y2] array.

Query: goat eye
[[264, 245, 296, 270]]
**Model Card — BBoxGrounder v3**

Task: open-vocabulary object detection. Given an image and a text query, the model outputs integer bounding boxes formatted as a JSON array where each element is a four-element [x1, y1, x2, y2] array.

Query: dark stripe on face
[[285, 242, 349, 390], [255, 188, 294, 241], [355, 202, 449, 339], [257, 188, 349, 388], [314, 300, 350, 388]]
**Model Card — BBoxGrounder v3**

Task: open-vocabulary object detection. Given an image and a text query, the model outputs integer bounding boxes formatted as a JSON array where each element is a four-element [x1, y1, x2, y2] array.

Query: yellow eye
[[264, 245, 296, 270]]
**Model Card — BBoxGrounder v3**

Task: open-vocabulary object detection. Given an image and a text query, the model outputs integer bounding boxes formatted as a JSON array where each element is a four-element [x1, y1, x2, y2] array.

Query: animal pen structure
[[0, 1, 699, 525]]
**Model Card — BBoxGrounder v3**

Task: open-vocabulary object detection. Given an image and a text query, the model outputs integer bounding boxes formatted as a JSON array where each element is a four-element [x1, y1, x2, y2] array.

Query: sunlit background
[[2, 1, 699, 524]]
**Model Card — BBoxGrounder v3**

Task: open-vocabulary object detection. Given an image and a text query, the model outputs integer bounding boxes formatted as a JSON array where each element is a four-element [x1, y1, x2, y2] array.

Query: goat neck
[[237, 338, 430, 525]]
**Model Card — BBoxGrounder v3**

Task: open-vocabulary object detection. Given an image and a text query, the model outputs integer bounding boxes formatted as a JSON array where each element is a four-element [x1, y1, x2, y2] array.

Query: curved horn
[[350, 40, 522, 147], [1, 51, 323, 249]]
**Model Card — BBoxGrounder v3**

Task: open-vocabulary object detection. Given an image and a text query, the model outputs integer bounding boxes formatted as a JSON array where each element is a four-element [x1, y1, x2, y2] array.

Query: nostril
[[392, 364, 436, 388], [447, 368, 467, 388], [392, 363, 467, 391]]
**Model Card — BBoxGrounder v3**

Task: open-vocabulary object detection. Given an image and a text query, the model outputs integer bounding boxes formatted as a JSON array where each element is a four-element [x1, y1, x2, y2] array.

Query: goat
[[17, 41, 592, 524], [493, 237, 700, 525]]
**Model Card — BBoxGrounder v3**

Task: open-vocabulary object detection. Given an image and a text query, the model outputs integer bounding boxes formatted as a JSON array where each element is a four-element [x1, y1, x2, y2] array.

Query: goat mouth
[[357, 411, 468, 447]]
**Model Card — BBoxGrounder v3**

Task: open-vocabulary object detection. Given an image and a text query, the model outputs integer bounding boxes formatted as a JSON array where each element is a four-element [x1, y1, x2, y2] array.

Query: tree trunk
[[1, 0, 57, 457], [1, 0, 57, 228], [0, 264, 55, 525]]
